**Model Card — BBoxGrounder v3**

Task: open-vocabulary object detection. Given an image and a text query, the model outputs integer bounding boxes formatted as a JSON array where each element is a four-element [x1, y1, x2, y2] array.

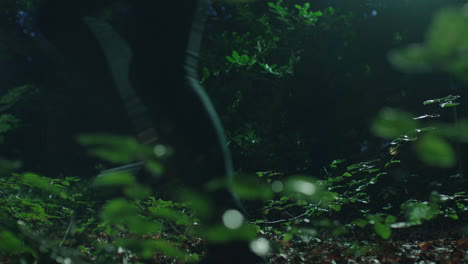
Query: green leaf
[[149, 207, 191, 225], [389, 8, 468, 82], [21, 173, 64, 196], [439, 120, 468, 142], [313, 11, 323, 17], [226, 56, 235, 63], [233, 177, 273, 200], [0, 84, 36, 107], [372, 108, 418, 139], [385, 215, 397, 224], [329, 204, 342, 211], [352, 219, 368, 228], [282, 233, 293, 242], [423, 95, 460, 105], [232, 50, 240, 60], [374, 222, 391, 239], [0, 114, 20, 133], [0, 159, 21, 174], [416, 134, 456, 168], [329, 159, 344, 168], [239, 54, 250, 64], [77, 134, 153, 164], [404, 201, 440, 223], [100, 198, 139, 223], [426, 7, 468, 62], [388, 44, 431, 73], [203, 225, 256, 243], [128, 219, 162, 235], [440, 102, 460, 108], [93, 171, 136, 187], [91, 148, 135, 163], [0, 231, 26, 254], [447, 214, 458, 220], [124, 185, 151, 199], [145, 160, 164, 175], [385, 159, 401, 167], [177, 190, 213, 220], [342, 172, 352, 177]]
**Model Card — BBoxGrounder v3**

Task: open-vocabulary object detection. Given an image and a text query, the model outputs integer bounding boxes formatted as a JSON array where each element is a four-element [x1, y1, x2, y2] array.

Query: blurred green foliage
[[0, 1, 467, 263], [389, 5, 468, 81], [372, 108, 418, 139], [372, 93, 467, 168]]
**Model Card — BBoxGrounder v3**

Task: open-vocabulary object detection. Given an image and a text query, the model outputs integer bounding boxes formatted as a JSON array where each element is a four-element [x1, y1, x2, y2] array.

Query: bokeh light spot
[[153, 144, 167, 157], [222, 209, 244, 229], [272, 181, 283, 192], [249, 237, 270, 256], [292, 180, 316, 196]]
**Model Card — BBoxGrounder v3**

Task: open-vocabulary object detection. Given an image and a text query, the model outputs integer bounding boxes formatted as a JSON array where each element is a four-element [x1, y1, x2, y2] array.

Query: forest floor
[[265, 233, 467, 264], [150, 231, 468, 264], [0, 229, 466, 263]]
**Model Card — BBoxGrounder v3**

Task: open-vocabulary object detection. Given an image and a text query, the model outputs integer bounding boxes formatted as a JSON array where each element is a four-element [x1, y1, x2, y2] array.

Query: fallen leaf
[[456, 237, 468, 250], [418, 241, 435, 250]]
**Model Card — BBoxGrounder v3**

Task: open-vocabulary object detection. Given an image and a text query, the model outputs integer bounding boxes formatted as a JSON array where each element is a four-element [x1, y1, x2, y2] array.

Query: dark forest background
[[0, 0, 467, 263]]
